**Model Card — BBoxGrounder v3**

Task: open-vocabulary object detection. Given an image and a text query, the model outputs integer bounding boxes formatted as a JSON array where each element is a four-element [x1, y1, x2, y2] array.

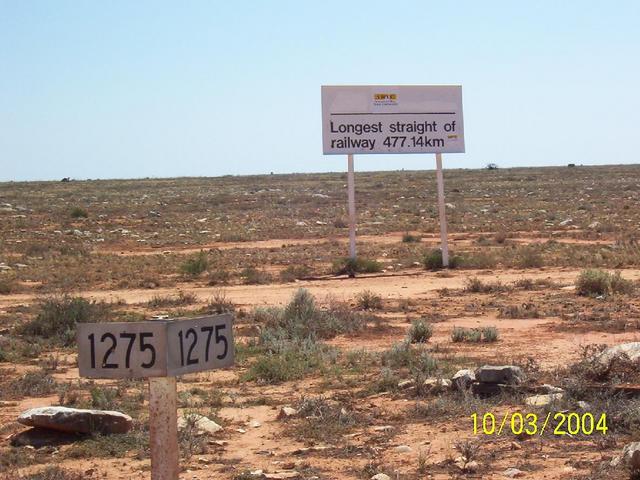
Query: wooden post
[[149, 376, 179, 480], [347, 154, 357, 262], [435, 153, 449, 267]]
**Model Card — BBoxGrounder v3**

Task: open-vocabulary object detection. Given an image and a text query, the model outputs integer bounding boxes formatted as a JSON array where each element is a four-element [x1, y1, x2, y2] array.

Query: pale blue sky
[[1, 1, 639, 181]]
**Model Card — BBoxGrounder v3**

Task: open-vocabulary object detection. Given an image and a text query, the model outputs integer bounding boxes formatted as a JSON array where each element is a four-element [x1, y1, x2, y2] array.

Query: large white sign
[[77, 314, 234, 379], [322, 85, 464, 155]]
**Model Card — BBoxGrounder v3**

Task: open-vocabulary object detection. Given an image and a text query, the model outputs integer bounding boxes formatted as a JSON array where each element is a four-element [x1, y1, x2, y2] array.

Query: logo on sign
[[373, 93, 398, 106]]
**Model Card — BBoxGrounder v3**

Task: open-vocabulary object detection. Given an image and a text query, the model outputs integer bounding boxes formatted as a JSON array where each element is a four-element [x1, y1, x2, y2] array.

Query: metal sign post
[[435, 152, 450, 267], [347, 153, 357, 262], [77, 314, 234, 480]]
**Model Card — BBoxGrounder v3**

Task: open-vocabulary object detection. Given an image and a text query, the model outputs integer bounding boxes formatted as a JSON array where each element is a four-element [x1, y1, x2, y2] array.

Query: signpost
[[321, 85, 465, 267], [77, 313, 234, 480]]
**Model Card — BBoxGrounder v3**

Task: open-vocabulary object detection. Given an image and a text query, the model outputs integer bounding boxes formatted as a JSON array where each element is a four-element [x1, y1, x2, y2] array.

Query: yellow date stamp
[[471, 412, 608, 436]]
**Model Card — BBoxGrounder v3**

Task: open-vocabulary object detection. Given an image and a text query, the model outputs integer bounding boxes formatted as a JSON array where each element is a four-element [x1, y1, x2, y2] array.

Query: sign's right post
[[435, 152, 449, 267]]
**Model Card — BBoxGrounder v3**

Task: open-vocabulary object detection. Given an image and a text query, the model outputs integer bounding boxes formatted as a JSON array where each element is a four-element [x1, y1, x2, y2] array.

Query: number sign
[[77, 314, 234, 379]]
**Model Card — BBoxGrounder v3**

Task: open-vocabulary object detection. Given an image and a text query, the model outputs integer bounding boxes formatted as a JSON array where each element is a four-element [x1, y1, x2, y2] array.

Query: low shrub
[[407, 319, 433, 343], [147, 291, 197, 308], [279, 265, 311, 282], [18, 296, 110, 346], [355, 290, 383, 310], [180, 251, 208, 276], [207, 269, 231, 285], [402, 232, 421, 243], [464, 277, 506, 293], [481, 326, 500, 342], [241, 267, 272, 285], [451, 326, 497, 343], [332, 257, 383, 276], [69, 207, 88, 219], [576, 269, 634, 296], [423, 249, 460, 270], [7, 369, 57, 397]]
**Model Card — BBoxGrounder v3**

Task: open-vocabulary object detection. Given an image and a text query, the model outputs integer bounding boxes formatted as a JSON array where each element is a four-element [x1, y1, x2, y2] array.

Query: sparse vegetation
[[576, 269, 634, 296], [69, 206, 88, 218], [17, 296, 111, 346], [402, 232, 421, 243], [331, 257, 383, 276], [180, 251, 208, 276], [407, 319, 433, 343], [241, 267, 272, 285], [355, 290, 383, 310]]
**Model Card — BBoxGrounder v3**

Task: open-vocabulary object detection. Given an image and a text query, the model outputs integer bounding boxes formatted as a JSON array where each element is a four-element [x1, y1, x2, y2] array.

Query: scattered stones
[[372, 425, 393, 432], [451, 369, 475, 391], [524, 393, 564, 407], [18, 406, 132, 434], [277, 407, 298, 419], [423, 378, 452, 393], [475, 365, 524, 385], [397, 379, 415, 389], [177, 414, 223, 435], [503, 467, 525, 478]]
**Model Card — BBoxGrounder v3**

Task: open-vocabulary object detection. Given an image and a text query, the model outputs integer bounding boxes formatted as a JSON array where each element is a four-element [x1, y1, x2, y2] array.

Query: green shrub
[[518, 248, 544, 268], [8, 369, 57, 397], [279, 265, 311, 282], [481, 326, 499, 342], [407, 319, 433, 343], [423, 249, 460, 270], [355, 290, 383, 310], [70, 207, 88, 219], [180, 251, 208, 276], [18, 296, 110, 346], [0, 277, 15, 295], [464, 277, 505, 293], [451, 326, 467, 343], [331, 257, 382, 276], [576, 269, 634, 296], [241, 267, 272, 285], [402, 232, 421, 243]]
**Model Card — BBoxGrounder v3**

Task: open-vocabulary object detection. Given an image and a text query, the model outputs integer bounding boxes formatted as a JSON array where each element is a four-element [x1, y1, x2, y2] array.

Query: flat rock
[[393, 445, 412, 453], [524, 393, 564, 407], [371, 475, 391, 480], [596, 343, 640, 368], [263, 472, 300, 479], [10, 427, 85, 448], [451, 369, 475, 391], [18, 406, 132, 434], [475, 365, 524, 385], [503, 468, 525, 478], [539, 384, 564, 394], [277, 407, 298, 419], [178, 414, 223, 435]]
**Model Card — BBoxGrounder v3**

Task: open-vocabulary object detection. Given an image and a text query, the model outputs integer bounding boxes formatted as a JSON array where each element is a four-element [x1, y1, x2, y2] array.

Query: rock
[[559, 218, 572, 226], [397, 379, 415, 389], [249, 420, 261, 428], [464, 460, 480, 473], [393, 445, 412, 453], [503, 468, 525, 478], [371, 475, 391, 480], [18, 406, 132, 434], [471, 382, 507, 396], [10, 427, 84, 448], [475, 365, 524, 385], [539, 384, 564, 394], [588, 221, 601, 230], [451, 369, 475, 391], [264, 472, 300, 479], [372, 425, 393, 432], [178, 414, 223, 435], [524, 393, 564, 407], [277, 407, 298, 419], [577, 401, 592, 411], [423, 378, 452, 393], [596, 343, 640, 368], [619, 442, 640, 470]]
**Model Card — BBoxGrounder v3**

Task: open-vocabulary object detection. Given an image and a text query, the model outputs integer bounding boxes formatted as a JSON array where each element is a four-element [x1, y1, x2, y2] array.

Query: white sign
[[322, 85, 464, 155], [77, 314, 234, 379]]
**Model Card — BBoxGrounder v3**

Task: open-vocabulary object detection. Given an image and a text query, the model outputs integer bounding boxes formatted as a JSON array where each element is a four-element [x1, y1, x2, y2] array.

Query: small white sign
[[322, 85, 464, 155], [77, 314, 234, 379]]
